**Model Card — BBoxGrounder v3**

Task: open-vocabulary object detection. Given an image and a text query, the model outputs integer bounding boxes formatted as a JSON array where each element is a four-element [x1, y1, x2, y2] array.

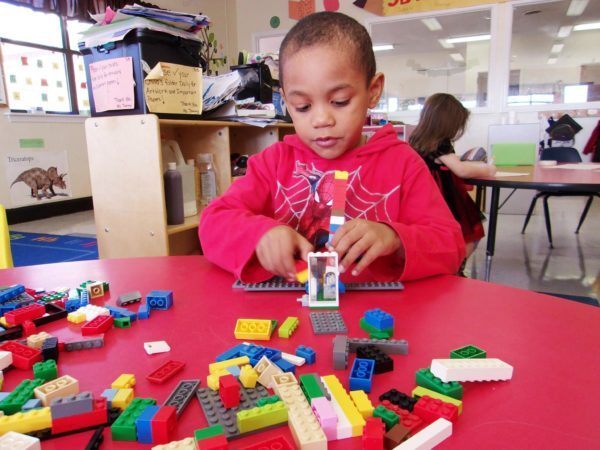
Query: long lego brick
[[430, 358, 514, 382], [0, 406, 51, 435], [239, 436, 295, 450], [163, 379, 200, 417], [270, 373, 298, 397], [236, 401, 288, 433], [380, 402, 423, 433], [333, 335, 349, 370], [349, 358, 375, 393], [208, 356, 250, 374], [235, 278, 405, 291], [321, 375, 365, 437], [278, 317, 299, 338], [50, 391, 94, 419], [0, 379, 45, 414], [64, 335, 104, 351], [0, 340, 42, 369], [81, 315, 114, 336], [4, 303, 45, 325], [413, 396, 458, 424], [348, 337, 409, 355], [416, 368, 463, 400], [412, 386, 463, 414], [146, 360, 185, 384], [234, 319, 273, 340], [394, 417, 452, 449], [0, 284, 25, 303], [319, 382, 353, 440], [277, 383, 327, 448], [51, 399, 109, 435], [349, 390, 374, 419], [299, 373, 328, 404]]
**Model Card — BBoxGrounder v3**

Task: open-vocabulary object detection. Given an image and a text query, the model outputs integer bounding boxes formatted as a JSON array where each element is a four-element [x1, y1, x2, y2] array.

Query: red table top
[[0, 256, 598, 449]]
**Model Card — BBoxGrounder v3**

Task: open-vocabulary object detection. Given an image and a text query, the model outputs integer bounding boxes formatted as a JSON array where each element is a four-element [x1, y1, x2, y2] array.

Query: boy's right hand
[[256, 226, 313, 281]]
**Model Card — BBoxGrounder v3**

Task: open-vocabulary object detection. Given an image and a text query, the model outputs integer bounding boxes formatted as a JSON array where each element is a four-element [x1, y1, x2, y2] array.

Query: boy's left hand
[[330, 219, 402, 276]]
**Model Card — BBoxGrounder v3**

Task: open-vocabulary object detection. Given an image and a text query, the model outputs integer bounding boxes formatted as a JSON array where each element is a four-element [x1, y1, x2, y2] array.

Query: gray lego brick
[[195, 384, 271, 440], [332, 335, 349, 370], [116, 291, 142, 306], [310, 311, 347, 335], [50, 391, 94, 419], [233, 278, 404, 291], [348, 337, 409, 355], [163, 379, 200, 417], [64, 335, 104, 351]]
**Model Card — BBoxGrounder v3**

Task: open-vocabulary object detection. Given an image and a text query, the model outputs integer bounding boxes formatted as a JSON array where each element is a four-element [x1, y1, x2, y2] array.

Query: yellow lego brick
[[296, 269, 309, 284], [271, 373, 298, 396], [0, 407, 51, 435], [412, 386, 463, 415], [0, 372, 3, 391], [151, 437, 196, 450], [206, 369, 230, 391], [239, 364, 258, 389], [350, 390, 374, 419], [234, 319, 273, 340], [34, 375, 79, 407], [26, 331, 52, 349], [277, 383, 327, 449], [0, 318, 7, 328], [254, 356, 283, 388], [321, 375, 365, 437], [334, 170, 349, 180], [208, 356, 250, 375], [67, 311, 86, 324], [112, 388, 134, 410], [111, 373, 136, 389], [237, 401, 288, 433], [278, 317, 299, 339]]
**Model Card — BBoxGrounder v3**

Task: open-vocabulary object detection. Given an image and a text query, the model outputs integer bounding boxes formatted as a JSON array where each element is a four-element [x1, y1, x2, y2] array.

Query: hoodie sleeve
[[370, 152, 466, 281], [198, 146, 281, 283]]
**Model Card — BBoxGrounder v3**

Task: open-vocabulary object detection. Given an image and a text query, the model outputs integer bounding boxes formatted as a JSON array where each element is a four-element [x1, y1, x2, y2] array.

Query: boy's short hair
[[279, 12, 376, 87]]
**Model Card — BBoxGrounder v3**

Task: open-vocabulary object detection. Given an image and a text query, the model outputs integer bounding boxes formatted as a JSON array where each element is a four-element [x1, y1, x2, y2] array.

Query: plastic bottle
[[163, 162, 184, 225], [161, 140, 196, 217], [197, 153, 217, 205], [190, 158, 201, 201]]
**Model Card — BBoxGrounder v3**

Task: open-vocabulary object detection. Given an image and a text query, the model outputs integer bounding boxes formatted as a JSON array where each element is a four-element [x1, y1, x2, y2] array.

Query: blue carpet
[[538, 291, 599, 307], [10, 231, 98, 267]]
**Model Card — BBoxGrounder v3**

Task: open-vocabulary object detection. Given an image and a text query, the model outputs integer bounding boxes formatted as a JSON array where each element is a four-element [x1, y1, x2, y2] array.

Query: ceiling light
[[438, 39, 454, 49], [445, 34, 491, 44], [373, 44, 394, 52], [450, 53, 464, 62], [547, 57, 557, 64], [551, 44, 564, 53], [421, 18, 442, 31], [574, 22, 600, 31], [557, 25, 573, 38], [566, 0, 588, 16]]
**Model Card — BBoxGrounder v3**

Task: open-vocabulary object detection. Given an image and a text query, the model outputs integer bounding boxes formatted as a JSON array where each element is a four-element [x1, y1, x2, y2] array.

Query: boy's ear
[[367, 72, 385, 109]]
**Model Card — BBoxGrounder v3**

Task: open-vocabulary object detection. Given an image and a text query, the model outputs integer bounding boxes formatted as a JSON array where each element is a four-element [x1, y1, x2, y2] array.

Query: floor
[[9, 198, 600, 304]]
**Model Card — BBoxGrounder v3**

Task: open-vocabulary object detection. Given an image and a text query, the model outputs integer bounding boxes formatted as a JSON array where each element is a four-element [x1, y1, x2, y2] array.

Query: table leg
[[484, 187, 500, 282]]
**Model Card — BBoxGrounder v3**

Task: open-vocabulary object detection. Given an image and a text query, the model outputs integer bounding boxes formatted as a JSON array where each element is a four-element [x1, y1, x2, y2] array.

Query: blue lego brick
[[349, 358, 375, 393], [274, 358, 296, 373], [102, 388, 118, 408], [329, 223, 341, 233], [296, 346, 316, 365], [262, 347, 282, 362], [137, 303, 150, 320], [22, 398, 42, 411], [240, 343, 265, 362], [215, 344, 248, 362], [0, 393, 8, 402], [80, 290, 89, 306], [65, 299, 81, 312], [136, 404, 160, 444], [106, 305, 137, 322], [364, 308, 394, 331], [146, 290, 173, 310], [227, 366, 241, 377], [0, 285, 25, 304]]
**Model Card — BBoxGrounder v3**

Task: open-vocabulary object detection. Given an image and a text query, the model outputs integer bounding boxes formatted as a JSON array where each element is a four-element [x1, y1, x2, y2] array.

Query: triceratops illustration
[[10, 166, 67, 200]]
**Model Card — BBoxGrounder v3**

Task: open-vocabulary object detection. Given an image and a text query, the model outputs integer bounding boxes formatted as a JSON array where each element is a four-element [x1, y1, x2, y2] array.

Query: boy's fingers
[[339, 236, 369, 273], [330, 221, 354, 248], [351, 245, 380, 276], [335, 224, 364, 261], [296, 236, 314, 262]]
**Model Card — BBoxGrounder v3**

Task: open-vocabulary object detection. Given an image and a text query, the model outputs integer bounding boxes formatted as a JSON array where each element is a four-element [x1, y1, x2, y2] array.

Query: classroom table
[[0, 256, 599, 449], [465, 163, 600, 281]]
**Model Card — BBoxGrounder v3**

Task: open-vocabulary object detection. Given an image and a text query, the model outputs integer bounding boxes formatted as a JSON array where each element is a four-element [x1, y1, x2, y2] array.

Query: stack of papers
[[202, 72, 242, 111], [118, 5, 210, 31]]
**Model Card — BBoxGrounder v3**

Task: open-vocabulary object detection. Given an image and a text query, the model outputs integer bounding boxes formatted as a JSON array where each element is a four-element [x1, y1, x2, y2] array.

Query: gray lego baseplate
[[310, 311, 347, 335], [233, 278, 404, 292], [163, 379, 200, 417]]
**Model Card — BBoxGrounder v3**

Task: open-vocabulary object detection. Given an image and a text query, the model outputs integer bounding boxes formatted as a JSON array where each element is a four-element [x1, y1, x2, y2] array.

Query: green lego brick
[[194, 424, 224, 441], [236, 401, 288, 433], [114, 317, 131, 328], [359, 317, 393, 338], [32, 360, 58, 383], [416, 368, 463, 400], [256, 395, 280, 407], [373, 405, 399, 431], [0, 379, 45, 414], [111, 397, 156, 441], [278, 317, 299, 338], [299, 373, 326, 403], [450, 345, 487, 359]]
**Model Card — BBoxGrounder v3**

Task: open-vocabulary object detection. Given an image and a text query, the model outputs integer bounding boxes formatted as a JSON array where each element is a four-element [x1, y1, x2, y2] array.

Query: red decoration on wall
[[21, 56, 28, 66], [324, 0, 340, 11], [289, 0, 315, 21]]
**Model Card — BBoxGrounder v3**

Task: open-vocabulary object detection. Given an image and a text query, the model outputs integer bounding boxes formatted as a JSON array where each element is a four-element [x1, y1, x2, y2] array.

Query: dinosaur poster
[[6, 150, 71, 207]]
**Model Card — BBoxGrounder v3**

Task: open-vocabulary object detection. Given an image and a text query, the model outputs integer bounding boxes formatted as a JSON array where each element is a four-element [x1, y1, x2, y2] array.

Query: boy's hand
[[331, 219, 402, 276], [256, 225, 313, 281]]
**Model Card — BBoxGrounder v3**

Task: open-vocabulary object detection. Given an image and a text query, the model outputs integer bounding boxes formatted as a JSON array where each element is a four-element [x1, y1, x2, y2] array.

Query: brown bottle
[[164, 162, 184, 225]]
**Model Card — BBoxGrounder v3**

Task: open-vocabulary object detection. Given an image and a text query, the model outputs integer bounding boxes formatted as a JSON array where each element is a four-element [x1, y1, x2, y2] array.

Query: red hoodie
[[199, 124, 465, 282]]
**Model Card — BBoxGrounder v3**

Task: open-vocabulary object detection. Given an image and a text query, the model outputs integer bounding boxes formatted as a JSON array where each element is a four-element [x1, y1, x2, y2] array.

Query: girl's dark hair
[[279, 12, 376, 87], [409, 93, 470, 155]]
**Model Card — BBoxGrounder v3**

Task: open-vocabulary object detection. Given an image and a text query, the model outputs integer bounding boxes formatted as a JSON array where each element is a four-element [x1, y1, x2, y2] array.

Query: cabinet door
[[85, 114, 169, 257]]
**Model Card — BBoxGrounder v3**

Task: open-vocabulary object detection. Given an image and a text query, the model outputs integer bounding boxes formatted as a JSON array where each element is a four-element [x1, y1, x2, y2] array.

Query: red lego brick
[[413, 395, 458, 424], [22, 320, 36, 337], [54, 299, 66, 309], [146, 360, 185, 384], [52, 398, 108, 434], [81, 315, 114, 336], [240, 435, 295, 449], [219, 374, 240, 409], [197, 434, 228, 450], [0, 340, 42, 369], [151, 405, 177, 444], [362, 416, 385, 449], [4, 303, 45, 325], [380, 401, 423, 434]]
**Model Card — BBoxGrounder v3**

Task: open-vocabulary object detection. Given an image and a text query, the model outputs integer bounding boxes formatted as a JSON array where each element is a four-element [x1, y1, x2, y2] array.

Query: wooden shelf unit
[[85, 114, 294, 258]]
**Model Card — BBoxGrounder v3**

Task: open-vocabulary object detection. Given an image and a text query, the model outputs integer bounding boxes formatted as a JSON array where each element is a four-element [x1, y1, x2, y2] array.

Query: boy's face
[[281, 45, 384, 160]]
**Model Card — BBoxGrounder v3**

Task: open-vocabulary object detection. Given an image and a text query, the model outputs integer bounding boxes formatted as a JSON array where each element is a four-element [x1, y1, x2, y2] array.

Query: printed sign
[[89, 56, 135, 112], [144, 62, 202, 115]]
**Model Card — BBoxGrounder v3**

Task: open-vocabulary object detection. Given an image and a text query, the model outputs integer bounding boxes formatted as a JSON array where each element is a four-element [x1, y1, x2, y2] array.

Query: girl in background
[[410, 93, 496, 259]]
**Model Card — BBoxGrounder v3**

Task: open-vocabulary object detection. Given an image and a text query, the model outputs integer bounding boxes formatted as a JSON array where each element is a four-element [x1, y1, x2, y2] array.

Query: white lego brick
[[394, 418, 452, 449], [281, 352, 306, 366], [0, 351, 12, 370], [143, 341, 171, 355], [430, 358, 514, 382], [330, 215, 345, 225], [77, 304, 110, 321], [0, 431, 41, 449]]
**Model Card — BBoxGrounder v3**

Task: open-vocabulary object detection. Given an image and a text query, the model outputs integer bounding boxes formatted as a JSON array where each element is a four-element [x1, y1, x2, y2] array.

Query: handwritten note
[[144, 62, 202, 115], [89, 57, 134, 113]]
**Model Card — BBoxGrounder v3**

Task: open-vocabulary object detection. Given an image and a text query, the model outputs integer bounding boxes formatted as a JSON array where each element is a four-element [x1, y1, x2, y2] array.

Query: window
[[510, 0, 600, 106], [370, 9, 492, 114], [0, 2, 92, 114]]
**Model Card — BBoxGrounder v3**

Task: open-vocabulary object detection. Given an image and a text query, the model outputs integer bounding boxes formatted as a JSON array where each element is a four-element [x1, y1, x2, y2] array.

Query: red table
[[0, 256, 599, 449]]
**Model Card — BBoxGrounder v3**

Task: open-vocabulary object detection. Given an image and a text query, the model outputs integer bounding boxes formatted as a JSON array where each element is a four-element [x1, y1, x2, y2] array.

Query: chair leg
[[543, 195, 553, 248], [521, 194, 541, 234], [575, 195, 595, 234]]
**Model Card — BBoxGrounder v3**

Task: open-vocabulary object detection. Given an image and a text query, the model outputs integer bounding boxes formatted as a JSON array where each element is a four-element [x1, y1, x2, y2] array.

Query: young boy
[[199, 12, 465, 283]]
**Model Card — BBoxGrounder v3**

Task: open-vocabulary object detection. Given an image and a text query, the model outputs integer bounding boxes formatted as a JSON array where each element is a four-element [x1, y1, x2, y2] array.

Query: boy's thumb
[[297, 237, 314, 262]]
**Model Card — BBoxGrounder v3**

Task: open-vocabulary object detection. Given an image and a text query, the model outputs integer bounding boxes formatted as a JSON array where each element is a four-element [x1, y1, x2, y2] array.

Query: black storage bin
[[79, 29, 205, 119], [230, 62, 273, 104]]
